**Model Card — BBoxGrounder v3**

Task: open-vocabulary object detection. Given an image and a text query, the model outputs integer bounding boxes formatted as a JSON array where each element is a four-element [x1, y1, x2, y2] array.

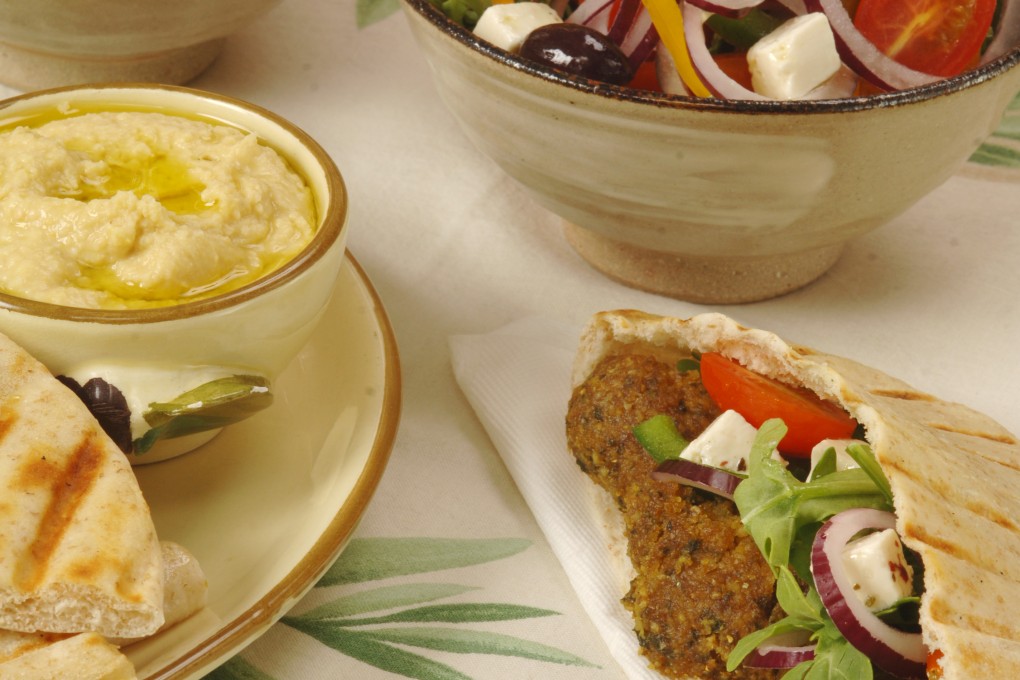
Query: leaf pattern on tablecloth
[[968, 92, 1020, 172], [213, 538, 597, 679], [205, 656, 275, 680], [357, 0, 400, 27]]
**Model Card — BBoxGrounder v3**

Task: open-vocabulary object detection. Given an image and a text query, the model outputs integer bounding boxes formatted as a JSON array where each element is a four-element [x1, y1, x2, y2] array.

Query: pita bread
[[0, 540, 206, 674], [0, 331, 163, 638], [109, 540, 208, 645], [572, 310, 1020, 679], [0, 632, 135, 679]]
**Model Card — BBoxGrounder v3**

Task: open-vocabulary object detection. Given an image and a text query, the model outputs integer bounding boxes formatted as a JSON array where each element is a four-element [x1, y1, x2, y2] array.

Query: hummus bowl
[[0, 84, 348, 463]]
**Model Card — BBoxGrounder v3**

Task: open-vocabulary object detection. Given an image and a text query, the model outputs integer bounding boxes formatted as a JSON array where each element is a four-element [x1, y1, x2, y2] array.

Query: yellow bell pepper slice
[[640, 0, 713, 97]]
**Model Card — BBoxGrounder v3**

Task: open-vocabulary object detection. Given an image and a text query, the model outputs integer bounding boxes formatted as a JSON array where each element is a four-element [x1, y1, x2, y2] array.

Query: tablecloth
[[2, 1, 1018, 678]]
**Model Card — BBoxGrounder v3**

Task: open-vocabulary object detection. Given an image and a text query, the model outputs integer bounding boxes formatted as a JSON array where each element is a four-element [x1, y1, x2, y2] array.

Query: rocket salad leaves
[[733, 419, 894, 577], [727, 419, 912, 678]]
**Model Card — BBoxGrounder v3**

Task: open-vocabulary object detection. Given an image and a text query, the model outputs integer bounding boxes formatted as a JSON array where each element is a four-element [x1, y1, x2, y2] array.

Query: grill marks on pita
[[14, 432, 105, 593]]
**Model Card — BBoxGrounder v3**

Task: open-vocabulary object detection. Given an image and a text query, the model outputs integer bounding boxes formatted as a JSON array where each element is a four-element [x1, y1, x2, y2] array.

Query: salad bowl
[[402, 0, 1020, 303]]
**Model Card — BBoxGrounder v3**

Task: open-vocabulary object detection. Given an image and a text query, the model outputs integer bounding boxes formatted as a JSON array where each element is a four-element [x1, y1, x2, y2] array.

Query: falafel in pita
[[567, 310, 1020, 679], [0, 330, 163, 639]]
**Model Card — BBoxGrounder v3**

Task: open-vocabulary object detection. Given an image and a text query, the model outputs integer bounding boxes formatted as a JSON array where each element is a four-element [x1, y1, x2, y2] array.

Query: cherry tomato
[[927, 649, 945, 679], [629, 59, 663, 92], [698, 352, 858, 457], [853, 0, 996, 77], [713, 52, 754, 91]]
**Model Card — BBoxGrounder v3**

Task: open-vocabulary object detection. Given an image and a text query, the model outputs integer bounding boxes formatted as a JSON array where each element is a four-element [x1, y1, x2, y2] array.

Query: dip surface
[[0, 110, 317, 309]]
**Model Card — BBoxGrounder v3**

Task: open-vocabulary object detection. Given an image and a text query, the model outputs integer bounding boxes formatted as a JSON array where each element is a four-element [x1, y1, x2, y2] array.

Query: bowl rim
[[0, 82, 347, 324], [402, 0, 1020, 114]]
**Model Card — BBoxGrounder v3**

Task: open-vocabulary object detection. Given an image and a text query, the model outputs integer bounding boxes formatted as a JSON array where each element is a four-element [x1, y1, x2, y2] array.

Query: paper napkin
[[449, 317, 663, 680]]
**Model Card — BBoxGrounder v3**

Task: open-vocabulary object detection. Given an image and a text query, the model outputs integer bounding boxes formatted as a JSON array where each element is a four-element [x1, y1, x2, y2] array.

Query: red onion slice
[[607, 0, 641, 44], [811, 508, 926, 678], [686, 0, 765, 18], [744, 631, 816, 668], [568, 0, 615, 33], [982, 0, 1020, 64], [569, 0, 659, 67], [619, 7, 659, 68], [652, 458, 744, 499], [803, 0, 940, 91], [682, 2, 767, 99]]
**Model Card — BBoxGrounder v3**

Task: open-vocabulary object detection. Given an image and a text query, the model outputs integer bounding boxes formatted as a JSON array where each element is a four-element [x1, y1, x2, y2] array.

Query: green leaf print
[[291, 602, 559, 627], [356, 627, 597, 666], [263, 537, 597, 680], [970, 92, 1020, 170], [299, 582, 480, 620], [205, 657, 276, 680], [357, 0, 401, 27], [310, 628, 475, 680], [319, 537, 531, 586]]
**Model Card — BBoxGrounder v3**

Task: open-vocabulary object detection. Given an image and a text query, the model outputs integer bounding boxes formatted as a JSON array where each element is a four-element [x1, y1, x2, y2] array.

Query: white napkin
[[449, 317, 662, 680]]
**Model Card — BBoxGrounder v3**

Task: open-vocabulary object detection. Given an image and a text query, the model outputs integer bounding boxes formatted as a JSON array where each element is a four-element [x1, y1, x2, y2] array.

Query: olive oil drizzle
[[0, 103, 318, 309]]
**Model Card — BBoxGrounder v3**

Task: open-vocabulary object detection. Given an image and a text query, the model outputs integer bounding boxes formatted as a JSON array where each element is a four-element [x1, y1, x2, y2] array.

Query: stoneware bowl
[[0, 84, 347, 463], [402, 0, 1020, 303], [0, 0, 279, 89]]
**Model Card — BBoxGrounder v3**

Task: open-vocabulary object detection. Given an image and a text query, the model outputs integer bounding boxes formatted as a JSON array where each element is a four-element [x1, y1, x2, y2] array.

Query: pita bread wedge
[[570, 310, 1020, 680], [0, 540, 206, 675], [0, 331, 163, 639], [111, 541, 208, 645], [0, 631, 135, 679]]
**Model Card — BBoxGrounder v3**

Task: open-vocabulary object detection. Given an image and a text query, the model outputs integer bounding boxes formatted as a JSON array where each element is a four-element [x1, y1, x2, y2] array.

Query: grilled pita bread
[[0, 540, 207, 676], [0, 632, 135, 679], [111, 540, 208, 645], [0, 330, 163, 638], [572, 310, 1020, 679]]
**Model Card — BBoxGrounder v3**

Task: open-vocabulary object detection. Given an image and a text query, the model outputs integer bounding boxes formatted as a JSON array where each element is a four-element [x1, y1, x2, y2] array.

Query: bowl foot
[[564, 222, 844, 304], [0, 38, 225, 90]]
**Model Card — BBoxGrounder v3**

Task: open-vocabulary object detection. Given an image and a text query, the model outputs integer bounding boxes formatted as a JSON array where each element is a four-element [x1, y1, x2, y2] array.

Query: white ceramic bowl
[[402, 0, 1020, 303], [0, 0, 279, 89], [0, 84, 348, 462]]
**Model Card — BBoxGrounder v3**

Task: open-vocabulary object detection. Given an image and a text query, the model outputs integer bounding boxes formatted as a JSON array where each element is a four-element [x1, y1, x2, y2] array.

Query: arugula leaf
[[811, 446, 838, 480], [803, 619, 874, 680], [874, 597, 922, 633], [726, 566, 824, 671], [846, 442, 894, 506], [728, 421, 906, 679], [733, 419, 894, 570], [676, 352, 701, 373], [428, 0, 491, 28]]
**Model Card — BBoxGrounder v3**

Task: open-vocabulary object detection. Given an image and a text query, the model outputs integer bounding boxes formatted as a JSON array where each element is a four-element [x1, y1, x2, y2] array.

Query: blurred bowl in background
[[0, 0, 280, 90], [401, 0, 1020, 303]]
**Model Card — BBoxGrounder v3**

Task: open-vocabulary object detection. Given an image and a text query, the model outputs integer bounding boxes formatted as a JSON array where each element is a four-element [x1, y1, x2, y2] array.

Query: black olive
[[520, 23, 634, 86], [57, 375, 133, 454]]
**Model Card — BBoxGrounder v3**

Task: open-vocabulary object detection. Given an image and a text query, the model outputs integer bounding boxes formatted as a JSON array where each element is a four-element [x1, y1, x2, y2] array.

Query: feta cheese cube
[[747, 12, 841, 100], [841, 528, 915, 612], [808, 438, 861, 480], [473, 2, 562, 54], [681, 410, 779, 472]]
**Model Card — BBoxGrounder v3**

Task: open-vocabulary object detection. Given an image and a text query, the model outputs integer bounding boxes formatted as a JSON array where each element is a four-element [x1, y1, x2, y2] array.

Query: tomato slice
[[698, 352, 858, 457], [927, 649, 945, 679], [853, 0, 996, 77]]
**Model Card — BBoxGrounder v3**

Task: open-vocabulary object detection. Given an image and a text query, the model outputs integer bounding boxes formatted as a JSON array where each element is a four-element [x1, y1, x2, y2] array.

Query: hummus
[[0, 110, 317, 309]]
